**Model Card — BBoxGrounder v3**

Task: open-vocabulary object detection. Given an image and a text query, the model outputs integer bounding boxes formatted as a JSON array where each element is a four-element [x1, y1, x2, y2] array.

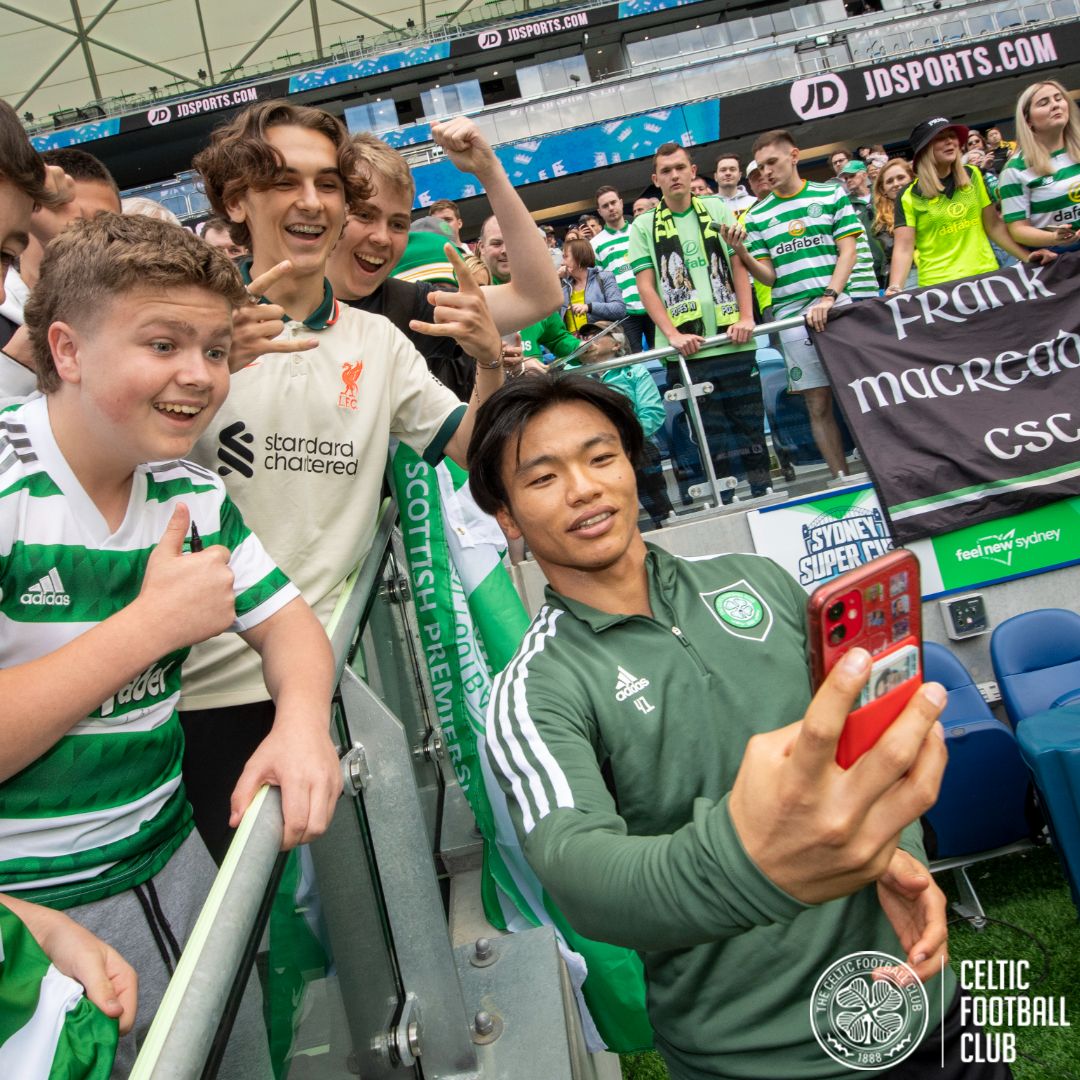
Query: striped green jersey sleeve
[[999, 148, 1080, 227]]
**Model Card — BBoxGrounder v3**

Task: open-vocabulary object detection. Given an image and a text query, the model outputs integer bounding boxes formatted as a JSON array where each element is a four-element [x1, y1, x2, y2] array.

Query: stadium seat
[[922, 643, 1030, 860], [1015, 709, 1080, 918], [990, 609, 1080, 728]]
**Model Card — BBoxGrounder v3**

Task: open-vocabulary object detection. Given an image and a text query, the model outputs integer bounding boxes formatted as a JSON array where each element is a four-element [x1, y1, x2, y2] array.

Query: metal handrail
[[130, 503, 400, 1076], [549, 314, 809, 505], [129, 787, 284, 1079], [547, 313, 805, 376]]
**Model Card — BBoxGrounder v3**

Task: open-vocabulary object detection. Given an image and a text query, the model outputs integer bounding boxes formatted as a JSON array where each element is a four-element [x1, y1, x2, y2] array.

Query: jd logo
[[147, 106, 172, 126], [790, 74, 848, 120], [700, 580, 773, 642], [217, 420, 255, 478], [478, 29, 502, 48]]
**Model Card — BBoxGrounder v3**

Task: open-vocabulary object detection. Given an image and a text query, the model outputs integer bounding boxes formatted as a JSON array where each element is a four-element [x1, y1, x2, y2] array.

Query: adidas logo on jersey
[[615, 665, 650, 701], [20, 568, 71, 607]]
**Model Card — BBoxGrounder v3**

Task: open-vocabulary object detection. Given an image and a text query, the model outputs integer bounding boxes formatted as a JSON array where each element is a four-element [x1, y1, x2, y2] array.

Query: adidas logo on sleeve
[[19, 568, 71, 607]]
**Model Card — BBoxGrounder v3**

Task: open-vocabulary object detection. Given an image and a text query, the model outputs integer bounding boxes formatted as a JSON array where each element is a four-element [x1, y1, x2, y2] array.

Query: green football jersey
[[0, 397, 297, 908], [743, 180, 879, 318]]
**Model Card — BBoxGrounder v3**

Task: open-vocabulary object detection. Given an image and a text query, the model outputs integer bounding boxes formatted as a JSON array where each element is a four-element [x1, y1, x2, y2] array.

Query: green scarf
[[651, 196, 739, 337]]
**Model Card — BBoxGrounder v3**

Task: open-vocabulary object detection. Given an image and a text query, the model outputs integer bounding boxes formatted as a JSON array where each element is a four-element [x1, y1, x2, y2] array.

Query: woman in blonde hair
[[1000, 80, 1080, 252], [885, 117, 1040, 293], [871, 158, 914, 276]]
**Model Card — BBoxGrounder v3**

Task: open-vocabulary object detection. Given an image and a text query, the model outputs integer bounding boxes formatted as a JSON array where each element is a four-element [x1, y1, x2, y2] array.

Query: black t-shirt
[[0, 312, 18, 351], [344, 278, 475, 402]]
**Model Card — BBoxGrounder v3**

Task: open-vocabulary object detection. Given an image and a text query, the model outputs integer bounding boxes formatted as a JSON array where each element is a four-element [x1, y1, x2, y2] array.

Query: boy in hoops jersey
[[0, 212, 341, 1074]]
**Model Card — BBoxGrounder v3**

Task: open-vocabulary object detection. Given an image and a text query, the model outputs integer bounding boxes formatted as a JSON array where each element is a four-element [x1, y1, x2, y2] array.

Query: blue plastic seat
[[990, 609, 1080, 728], [922, 643, 1031, 859]]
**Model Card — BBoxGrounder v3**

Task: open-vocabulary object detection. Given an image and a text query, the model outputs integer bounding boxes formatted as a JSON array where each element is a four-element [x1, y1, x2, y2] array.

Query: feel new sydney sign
[[813, 253, 1080, 543]]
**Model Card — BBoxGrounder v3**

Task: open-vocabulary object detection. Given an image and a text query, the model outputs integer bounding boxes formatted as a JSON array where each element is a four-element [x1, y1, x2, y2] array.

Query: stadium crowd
[[0, 69, 1077, 1079]]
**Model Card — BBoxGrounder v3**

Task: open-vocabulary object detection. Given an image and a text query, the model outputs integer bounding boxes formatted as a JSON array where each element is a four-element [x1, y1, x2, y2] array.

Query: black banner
[[814, 254, 1080, 543], [450, 3, 618, 57], [118, 80, 290, 135], [721, 22, 1078, 140]]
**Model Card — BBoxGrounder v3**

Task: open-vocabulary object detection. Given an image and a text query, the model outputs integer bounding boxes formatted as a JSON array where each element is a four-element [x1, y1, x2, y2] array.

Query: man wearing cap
[[393, 215, 460, 287], [841, 160, 887, 286]]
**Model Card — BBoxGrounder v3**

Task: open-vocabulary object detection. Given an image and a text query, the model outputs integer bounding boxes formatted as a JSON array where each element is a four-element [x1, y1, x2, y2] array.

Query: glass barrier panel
[[626, 37, 655, 65], [586, 84, 628, 123], [703, 22, 731, 49], [793, 3, 822, 30], [619, 77, 658, 114], [727, 16, 756, 43]]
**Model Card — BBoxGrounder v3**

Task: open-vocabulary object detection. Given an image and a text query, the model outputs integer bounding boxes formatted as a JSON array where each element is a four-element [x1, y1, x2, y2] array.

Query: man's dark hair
[[653, 141, 690, 167], [0, 100, 52, 207], [429, 198, 460, 217], [752, 129, 797, 155], [595, 184, 620, 202], [193, 101, 368, 248], [40, 147, 118, 194], [467, 374, 644, 515], [830, 147, 853, 161], [715, 152, 740, 170]]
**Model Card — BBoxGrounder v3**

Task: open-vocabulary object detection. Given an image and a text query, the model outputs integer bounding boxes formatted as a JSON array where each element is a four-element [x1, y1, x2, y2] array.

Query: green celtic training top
[[483, 544, 955, 1079], [999, 147, 1080, 231], [0, 396, 299, 909], [742, 180, 879, 318]]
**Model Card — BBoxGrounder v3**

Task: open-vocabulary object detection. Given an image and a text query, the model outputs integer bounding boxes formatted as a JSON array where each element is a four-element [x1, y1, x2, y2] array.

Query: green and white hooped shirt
[[591, 224, 645, 315], [0, 905, 118, 1077], [0, 396, 298, 909], [999, 147, 1080, 231], [742, 181, 879, 319]]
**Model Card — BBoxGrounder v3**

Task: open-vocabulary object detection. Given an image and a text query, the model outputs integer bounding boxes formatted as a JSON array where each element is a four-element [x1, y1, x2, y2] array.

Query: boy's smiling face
[[225, 124, 346, 279], [50, 285, 233, 469]]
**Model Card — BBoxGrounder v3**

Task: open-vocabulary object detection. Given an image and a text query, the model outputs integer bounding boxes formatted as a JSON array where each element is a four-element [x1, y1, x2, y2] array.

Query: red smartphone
[[808, 549, 922, 769]]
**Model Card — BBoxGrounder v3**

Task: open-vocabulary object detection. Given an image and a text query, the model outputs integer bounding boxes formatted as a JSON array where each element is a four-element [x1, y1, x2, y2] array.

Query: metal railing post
[[549, 315, 808, 506]]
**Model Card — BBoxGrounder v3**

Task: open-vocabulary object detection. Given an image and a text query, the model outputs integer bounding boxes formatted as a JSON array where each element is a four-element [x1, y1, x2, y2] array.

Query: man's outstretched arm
[[432, 118, 561, 331], [487, 646, 946, 952]]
